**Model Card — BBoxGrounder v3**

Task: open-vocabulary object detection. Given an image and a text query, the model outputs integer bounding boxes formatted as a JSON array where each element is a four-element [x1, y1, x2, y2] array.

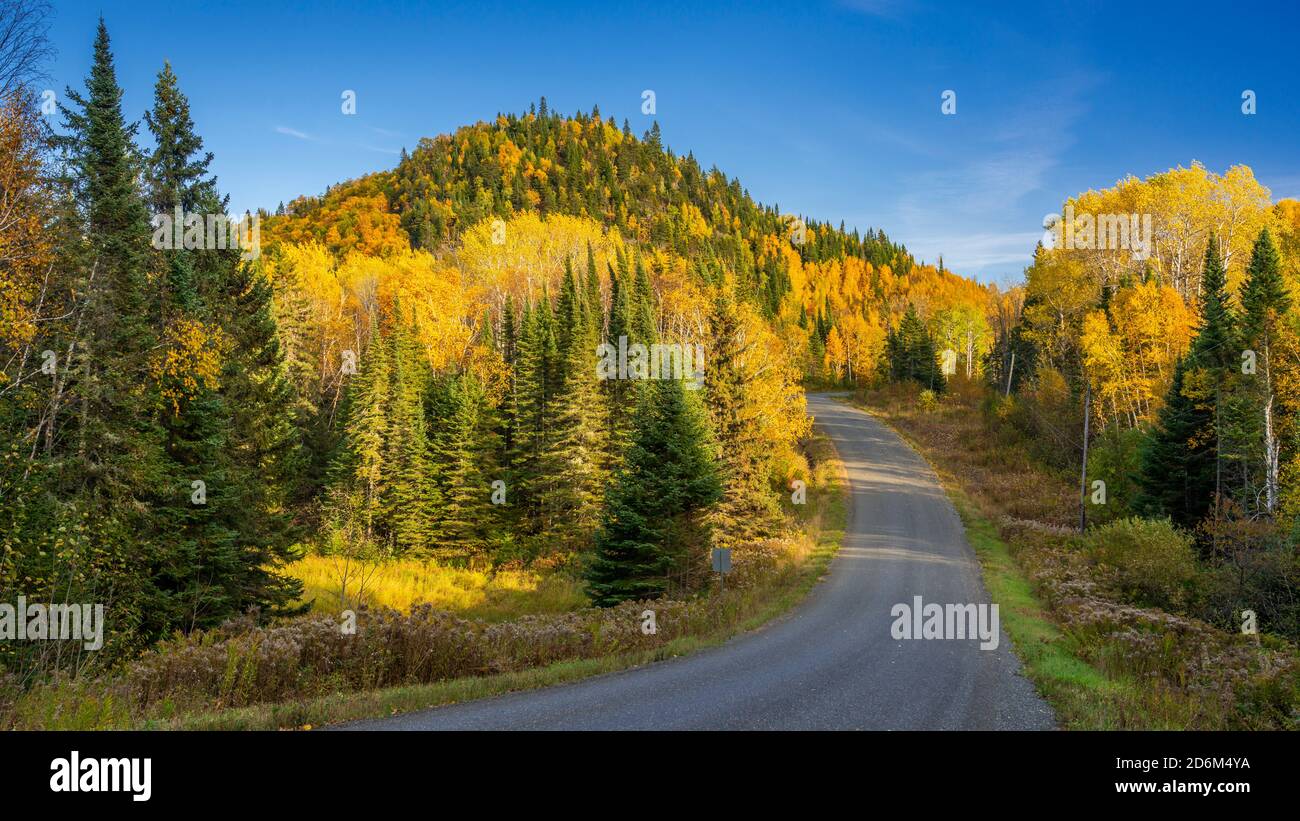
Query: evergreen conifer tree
[[383, 317, 439, 554], [57, 19, 166, 634], [327, 317, 390, 544], [704, 281, 782, 548], [1139, 237, 1237, 528], [1239, 228, 1291, 514], [586, 377, 720, 605], [1138, 357, 1216, 527], [431, 372, 494, 559]]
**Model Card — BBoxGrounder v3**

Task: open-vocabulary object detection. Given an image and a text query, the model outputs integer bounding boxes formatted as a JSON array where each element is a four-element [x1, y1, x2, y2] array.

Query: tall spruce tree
[[327, 317, 390, 545], [586, 377, 720, 606], [704, 281, 782, 548], [631, 252, 656, 344], [214, 261, 305, 611], [142, 60, 220, 215], [58, 19, 161, 497], [499, 297, 520, 465], [513, 291, 563, 543], [508, 298, 539, 523], [603, 255, 636, 457], [1139, 237, 1236, 529], [585, 242, 603, 338], [142, 58, 231, 632], [888, 304, 944, 391], [145, 58, 304, 629], [549, 260, 607, 549], [56, 19, 166, 638], [430, 372, 495, 560], [382, 317, 439, 554], [1187, 235, 1239, 513], [1239, 228, 1291, 514], [1138, 357, 1216, 527]]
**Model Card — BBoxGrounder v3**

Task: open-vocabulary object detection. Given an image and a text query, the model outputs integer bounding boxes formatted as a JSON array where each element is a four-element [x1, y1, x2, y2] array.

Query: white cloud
[[907, 230, 1043, 274], [888, 71, 1102, 282], [274, 125, 318, 142]]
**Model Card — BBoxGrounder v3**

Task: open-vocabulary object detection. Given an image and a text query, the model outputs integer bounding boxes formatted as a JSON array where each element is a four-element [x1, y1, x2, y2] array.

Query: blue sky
[[43, 0, 1300, 285]]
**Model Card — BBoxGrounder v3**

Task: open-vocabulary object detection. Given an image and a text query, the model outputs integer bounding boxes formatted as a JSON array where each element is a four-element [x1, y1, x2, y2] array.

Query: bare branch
[[0, 0, 53, 100]]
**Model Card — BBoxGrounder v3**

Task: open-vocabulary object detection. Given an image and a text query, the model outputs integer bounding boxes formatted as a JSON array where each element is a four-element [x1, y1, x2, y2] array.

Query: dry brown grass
[[2, 433, 850, 730], [865, 379, 1076, 526], [858, 379, 1300, 729]]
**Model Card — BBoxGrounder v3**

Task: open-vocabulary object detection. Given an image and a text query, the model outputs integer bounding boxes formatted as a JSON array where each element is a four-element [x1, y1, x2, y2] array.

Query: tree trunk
[[1263, 338, 1278, 514], [1079, 379, 1091, 533]]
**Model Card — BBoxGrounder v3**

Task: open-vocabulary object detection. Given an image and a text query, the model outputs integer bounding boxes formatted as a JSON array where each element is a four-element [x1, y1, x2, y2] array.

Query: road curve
[[341, 393, 1055, 730]]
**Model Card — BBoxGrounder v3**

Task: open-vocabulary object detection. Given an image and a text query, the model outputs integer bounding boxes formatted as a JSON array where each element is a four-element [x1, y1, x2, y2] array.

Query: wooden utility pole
[[1079, 379, 1091, 533]]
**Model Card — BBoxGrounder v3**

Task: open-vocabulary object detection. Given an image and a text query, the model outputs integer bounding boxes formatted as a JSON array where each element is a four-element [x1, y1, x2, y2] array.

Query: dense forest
[[985, 165, 1300, 641], [4, 14, 1300, 691], [0, 19, 995, 677]]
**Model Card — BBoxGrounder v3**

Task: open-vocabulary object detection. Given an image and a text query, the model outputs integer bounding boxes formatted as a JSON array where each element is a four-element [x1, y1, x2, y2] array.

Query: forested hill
[[261, 102, 1002, 389], [226, 103, 1002, 623], [274, 101, 914, 271]]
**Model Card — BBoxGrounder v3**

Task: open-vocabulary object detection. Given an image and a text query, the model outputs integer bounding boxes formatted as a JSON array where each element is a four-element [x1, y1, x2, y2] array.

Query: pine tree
[[383, 317, 439, 554], [511, 294, 562, 543], [549, 266, 607, 549], [327, 317, 390, 545], [1239, 228, 1291, 514], [1190, 235, 1237, 372], [499, 297, 520, 460], [1186, 235, 1239, 513], [586, 377, 721, 606], [555, 256, 580, 354], [1138, 357, 1215, 527], [607, 250, 632, 348], [217, 261, 305, 604], [604, 254, 634, 416], [431, 372, 492, 559], [140, 59, 225, 632], [808, 329, 826, 384], [632, 252, 656, 344], [508, 298, 538, 517], [142, 60, 220, 215], [1139, 237, 1237, 529], [146, 58, 305, 629], [704, 281, 782, 548], [585, 242, 603, 339], [58, 18, 161, 488], [55, 19, 166, 638], [602, 250, 656, 469], [889, 304, 944, 391]]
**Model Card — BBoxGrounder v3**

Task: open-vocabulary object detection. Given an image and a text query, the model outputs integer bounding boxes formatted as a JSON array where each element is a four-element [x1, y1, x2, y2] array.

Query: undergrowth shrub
[[866, 383, 1300, 729], [8, 598, 725, 724], [1085, 517, 1198, 611]]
